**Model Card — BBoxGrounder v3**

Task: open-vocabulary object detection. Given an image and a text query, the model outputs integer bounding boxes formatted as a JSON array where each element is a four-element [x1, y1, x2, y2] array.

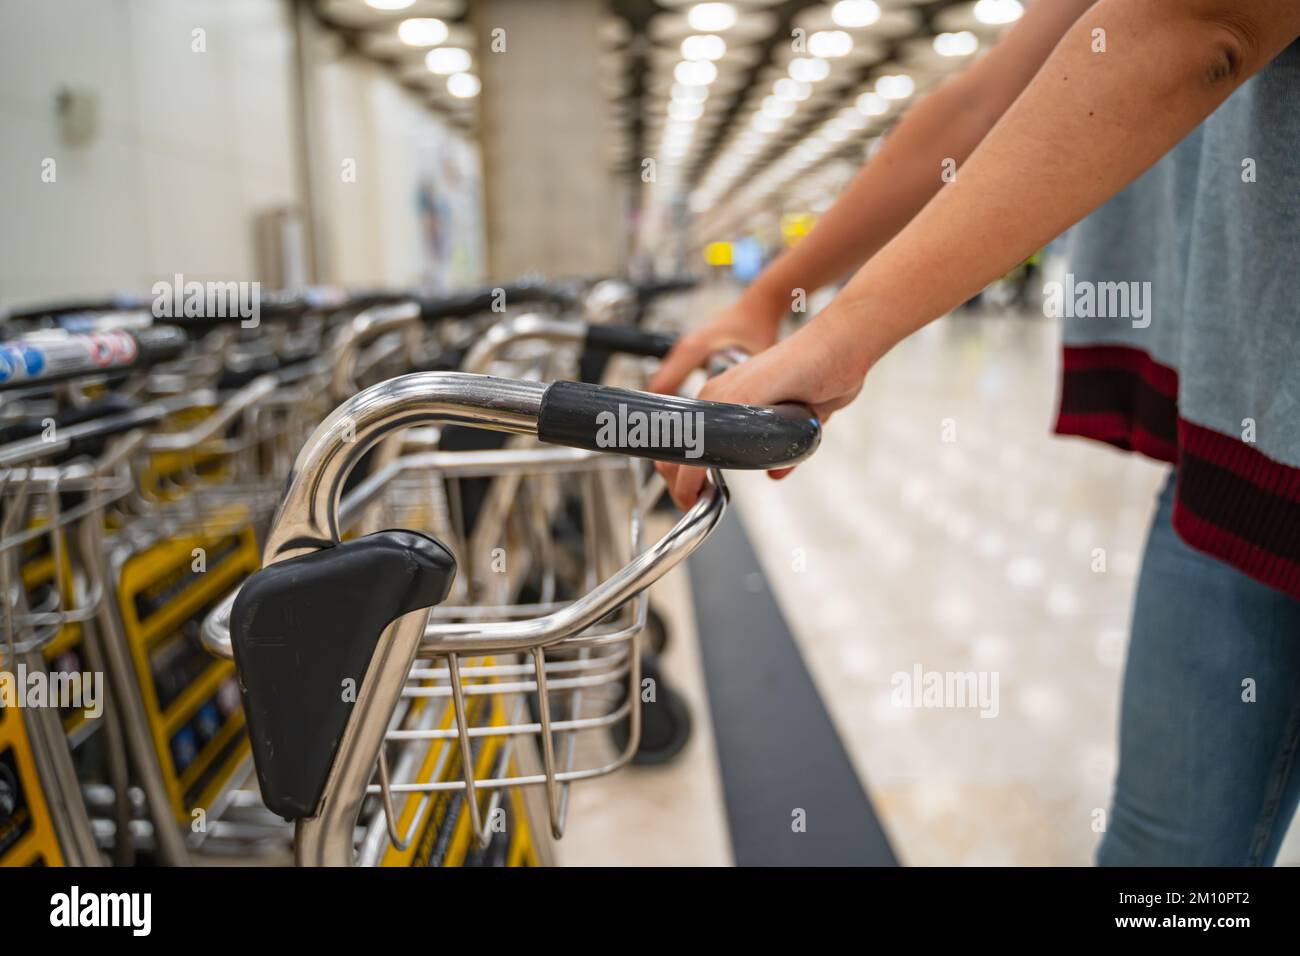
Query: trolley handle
[[327, 302, 422, 400], [583, 324, 676, 359], [462, 313, 676, 373], [634, 275, 697, 303], [536, 380, 819, 470], [0, 403, 169, 468], [0, 326, 188, 392], [0, 393, 139, 446]]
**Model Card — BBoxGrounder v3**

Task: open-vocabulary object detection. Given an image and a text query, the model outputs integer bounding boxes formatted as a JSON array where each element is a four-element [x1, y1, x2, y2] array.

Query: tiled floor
[[728, 304, 1164, 866], [557, 513, 733, 866], [559, 286, 1300, 866]]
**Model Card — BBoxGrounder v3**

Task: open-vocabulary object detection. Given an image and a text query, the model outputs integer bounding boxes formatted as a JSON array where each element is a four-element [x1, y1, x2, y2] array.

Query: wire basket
[[340, 437, 652, 862]]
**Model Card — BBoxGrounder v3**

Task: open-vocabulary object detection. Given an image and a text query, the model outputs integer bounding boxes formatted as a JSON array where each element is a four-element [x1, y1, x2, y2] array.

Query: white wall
[[313, 46, 486, 292], [477, 0, 625, 279], [0, 0, 300, 308], [0, 0, 486, 308]]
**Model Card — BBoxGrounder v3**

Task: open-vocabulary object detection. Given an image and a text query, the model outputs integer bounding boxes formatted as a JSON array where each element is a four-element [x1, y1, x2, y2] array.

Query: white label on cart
[[0, 332, 136, 385]]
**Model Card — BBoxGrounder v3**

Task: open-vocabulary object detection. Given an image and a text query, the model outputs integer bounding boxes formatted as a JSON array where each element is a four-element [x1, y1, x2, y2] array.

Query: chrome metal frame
[[203, 371, 729, 865]]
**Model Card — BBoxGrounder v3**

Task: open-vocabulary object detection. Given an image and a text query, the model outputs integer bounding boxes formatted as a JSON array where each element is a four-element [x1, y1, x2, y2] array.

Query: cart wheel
[[611, 654, 692, 765], [644, 605, 669, 656]]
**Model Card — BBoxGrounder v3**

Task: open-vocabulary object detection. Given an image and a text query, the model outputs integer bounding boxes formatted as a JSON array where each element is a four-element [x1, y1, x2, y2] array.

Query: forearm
[[747, 73, 1002, 311], [822, 0, 1300, 375], [745, 0, 1101, 317]]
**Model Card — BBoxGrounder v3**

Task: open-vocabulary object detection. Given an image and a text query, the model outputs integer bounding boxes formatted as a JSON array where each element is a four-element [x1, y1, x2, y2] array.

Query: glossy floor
[[559, 290, 1300, 866]]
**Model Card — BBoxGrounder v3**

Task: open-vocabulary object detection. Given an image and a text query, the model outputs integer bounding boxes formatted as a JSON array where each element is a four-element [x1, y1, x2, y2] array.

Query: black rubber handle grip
[[0, 326, 188, 391], [0, 403, 168, 467], [635, 276, 697, 302], [583, 325, 677, 359], [536, 380, 819, 469], [0, 394, 138, 446], [415, 282, 570, 322]]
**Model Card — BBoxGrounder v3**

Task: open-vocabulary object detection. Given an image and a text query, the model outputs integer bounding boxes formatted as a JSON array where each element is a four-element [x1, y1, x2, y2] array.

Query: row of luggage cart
[[0, 277, 819, 866]]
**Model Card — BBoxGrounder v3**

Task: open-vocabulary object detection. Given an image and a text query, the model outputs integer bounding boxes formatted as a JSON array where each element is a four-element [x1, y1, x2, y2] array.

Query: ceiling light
[[752, 113, 782, 133], [773, 78, 811, 102], [681, 34, 727, 61], [398, 18, 449, 47], [933, 31, 979, 57], [687, 3, 736, 32], [875, 74, 915, 100], [447, 72, 481, 98], [366, 0, 414, 9], [668, 99, 704, 121], [830, 1, 880, 28], [808, 30, 853, 59], [856, 91, 888, 115], [674, 59, 718, 85], [761, 96, 797, 118], [671, 83, 709, 102], [426, 47, 471, 74], [973, 0, 1024, 25], [788, 57, 830, 83], [836, 106, 870, 129]]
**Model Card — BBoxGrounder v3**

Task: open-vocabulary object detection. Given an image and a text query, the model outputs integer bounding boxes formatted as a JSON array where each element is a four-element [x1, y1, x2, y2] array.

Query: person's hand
[[656, 310, 870, 510], [647, 291, 785, 396]]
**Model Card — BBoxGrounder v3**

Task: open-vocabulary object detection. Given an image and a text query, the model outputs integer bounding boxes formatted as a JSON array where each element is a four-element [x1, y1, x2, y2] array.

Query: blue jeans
[[1097, 472, 1300, 865]]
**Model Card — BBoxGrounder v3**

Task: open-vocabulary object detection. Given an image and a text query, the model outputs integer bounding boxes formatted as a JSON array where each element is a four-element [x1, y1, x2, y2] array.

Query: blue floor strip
[[687, 510, 899, 866]]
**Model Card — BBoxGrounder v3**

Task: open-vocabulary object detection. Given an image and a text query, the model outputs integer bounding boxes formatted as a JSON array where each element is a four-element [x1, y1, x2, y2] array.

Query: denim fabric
[[1098, 472, 1300, 865]]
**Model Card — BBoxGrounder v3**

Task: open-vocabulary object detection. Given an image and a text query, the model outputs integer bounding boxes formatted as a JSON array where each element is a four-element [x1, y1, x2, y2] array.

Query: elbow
[[1199, 15, 1255, 86], [1163, 1, 1266, 87]]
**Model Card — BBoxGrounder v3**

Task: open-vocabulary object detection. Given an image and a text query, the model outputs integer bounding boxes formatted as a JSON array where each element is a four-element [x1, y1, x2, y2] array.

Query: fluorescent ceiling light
[[830, 1, 880, 28], [426, 47, 471, 74], [687, 3, 736, 32], [933, 31, 979, 57], [398, 18, 448, 47], [856, 91, 888, 115], [674, 59, 718, 85], [874, 74, 914, 100], [773, 78, 811, 102], [788, 57, 830, 83], [973, 0, 1024, 25], [808, 30, 853, 58], [447, 72, 481, 98], [681, 34, 727, 61]]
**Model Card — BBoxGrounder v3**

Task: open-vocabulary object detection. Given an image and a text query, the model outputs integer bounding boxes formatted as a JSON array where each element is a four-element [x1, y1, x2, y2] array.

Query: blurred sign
[[780, 212, 816, 247], [731, 237, 764, 282], [703, 241, 733, 267]]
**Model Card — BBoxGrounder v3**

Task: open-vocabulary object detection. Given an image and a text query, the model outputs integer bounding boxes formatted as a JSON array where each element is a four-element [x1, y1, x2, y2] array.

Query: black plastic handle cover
[[417, 282, 568, 322], [583, 325, 677, 359], [536, 380, 819, 469], [635, 276, 697, 302], [231, 530, 457, 820]]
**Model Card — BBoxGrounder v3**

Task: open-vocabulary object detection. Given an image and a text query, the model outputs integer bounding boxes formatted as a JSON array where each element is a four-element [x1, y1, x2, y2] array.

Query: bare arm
[[664, 0, 1300, 507], [745, 0, 1101, 313], [652, 0, 1097, 392], [825, 0, 1300, 377]]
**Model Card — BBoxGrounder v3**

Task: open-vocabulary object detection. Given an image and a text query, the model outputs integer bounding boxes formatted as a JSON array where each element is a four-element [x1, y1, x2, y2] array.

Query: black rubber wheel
[[610, 654, 692, 765], [643, 605, 669, 656]]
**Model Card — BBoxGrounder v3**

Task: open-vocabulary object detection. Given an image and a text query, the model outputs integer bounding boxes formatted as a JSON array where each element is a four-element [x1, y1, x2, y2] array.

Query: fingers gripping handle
[[536, 380, 820, 470]]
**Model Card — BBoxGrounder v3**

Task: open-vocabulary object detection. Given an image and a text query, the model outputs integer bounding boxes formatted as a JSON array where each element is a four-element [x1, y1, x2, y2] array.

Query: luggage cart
[[202, 364, 819, 865], [3, 277, 700, 867], [0, 391, 174, 866], [3, 291, 581, 866], [1, 322, 313, 864]]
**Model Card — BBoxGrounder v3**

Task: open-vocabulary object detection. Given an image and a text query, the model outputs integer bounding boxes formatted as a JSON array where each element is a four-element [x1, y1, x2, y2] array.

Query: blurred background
[[2, 0, 1296, 868]]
